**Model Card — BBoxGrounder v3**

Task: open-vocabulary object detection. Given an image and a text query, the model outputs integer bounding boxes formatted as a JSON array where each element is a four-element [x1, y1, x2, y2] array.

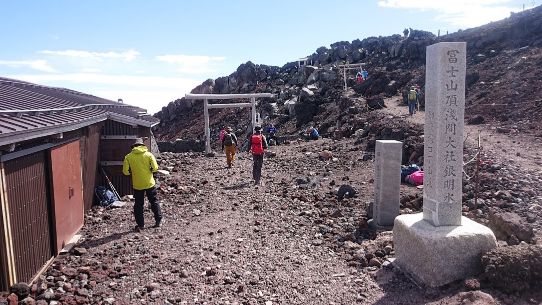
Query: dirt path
[[24, 136, 542, 304], [382, 95, 542, 172], [33, 139, 490, 304]]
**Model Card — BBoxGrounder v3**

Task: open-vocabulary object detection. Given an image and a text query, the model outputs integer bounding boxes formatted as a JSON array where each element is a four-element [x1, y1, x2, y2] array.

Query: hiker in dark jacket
[[221, 126, 238, 168], [266, 123, 278, 145], [249, 126, 268, 185]]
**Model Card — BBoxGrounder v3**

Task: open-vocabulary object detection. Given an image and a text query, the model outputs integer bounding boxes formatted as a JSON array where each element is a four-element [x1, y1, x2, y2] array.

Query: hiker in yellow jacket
[[123, 138, 162, 231]]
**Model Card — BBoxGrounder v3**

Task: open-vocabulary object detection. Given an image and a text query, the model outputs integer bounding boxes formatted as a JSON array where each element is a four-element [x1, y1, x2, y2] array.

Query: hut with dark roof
[[0, 77, 160, 291]]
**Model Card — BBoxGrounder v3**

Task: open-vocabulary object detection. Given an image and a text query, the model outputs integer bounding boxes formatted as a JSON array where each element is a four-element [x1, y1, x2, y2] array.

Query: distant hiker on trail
[[361, 69, 368, 80], [306, 127, 319, 140], [221, 126, 238, 168], [219, 126, 226, 142], [249, 126, 268, 185], [123, 138, 162, 232], [266, 123, 278, 145], [356, 71, 363, 84], [402, 88, 409, 105], [408, 86, 419, 116], [415, 85, 423, 110]]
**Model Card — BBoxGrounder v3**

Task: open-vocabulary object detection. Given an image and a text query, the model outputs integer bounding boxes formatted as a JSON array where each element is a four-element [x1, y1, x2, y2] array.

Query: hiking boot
[[134, 225, 143, 232], [153, 220, 162, 228]]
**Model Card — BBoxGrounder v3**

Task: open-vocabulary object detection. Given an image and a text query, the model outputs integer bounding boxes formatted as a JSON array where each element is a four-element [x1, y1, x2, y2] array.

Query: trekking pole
[[101, 167, 121, 200], [473, 132, 482, 210]]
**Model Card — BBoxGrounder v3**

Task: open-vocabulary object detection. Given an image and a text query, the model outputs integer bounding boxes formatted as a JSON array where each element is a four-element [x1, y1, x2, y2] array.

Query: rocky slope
[[153, 5, 542, 144]]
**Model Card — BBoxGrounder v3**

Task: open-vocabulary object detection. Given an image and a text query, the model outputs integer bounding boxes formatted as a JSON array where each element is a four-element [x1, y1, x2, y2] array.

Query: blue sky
[[0, 0, 532, 114]]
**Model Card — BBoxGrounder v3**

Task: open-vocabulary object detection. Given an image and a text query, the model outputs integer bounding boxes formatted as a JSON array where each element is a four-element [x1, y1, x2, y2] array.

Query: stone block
[[372, 140, 402, 228], [393, 213, 497, 287], [423, 42, 466, 226]]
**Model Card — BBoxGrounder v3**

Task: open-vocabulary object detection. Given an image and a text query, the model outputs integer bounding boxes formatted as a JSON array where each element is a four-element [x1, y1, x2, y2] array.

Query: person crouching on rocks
[[222, 126, 238, 168], [123, 138, 163, 232], [249, 126, 268, 185]]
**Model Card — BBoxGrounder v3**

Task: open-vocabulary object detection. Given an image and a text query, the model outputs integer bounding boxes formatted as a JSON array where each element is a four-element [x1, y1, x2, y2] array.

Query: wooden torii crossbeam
[[338, 63, 366, 91], [185, 93, 274, 153]]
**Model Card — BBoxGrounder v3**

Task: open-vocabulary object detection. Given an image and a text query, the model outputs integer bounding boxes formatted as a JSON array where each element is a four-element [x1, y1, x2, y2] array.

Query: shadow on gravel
[[82, 231, 132, 249], [223, 181, 252, 190], [372, 269, 460, 305]]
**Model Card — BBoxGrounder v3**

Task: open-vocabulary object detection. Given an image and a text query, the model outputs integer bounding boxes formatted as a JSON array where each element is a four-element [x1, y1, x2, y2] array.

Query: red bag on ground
[[407, 170, 424, 186]]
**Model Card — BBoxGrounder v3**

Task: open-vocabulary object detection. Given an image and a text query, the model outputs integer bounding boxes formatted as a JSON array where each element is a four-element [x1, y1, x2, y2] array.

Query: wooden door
[[50, 140, 84, 253]]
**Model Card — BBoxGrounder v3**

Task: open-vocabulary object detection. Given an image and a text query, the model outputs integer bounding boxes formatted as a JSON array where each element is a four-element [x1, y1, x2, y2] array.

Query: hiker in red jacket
[[249, 126, 268, 185]]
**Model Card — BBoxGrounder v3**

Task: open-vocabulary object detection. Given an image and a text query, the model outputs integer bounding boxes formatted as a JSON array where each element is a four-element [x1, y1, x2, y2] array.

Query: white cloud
[[9, 73, 196, 88], [81, 68, 102, 73], [39, 49, 140, 61], [7, 73, 202, 114], [94, 89, 195, 114], [378, 0, 522, 28], [3, 52, 227, 113], [156, 54, 226, 74], [0, 60, 57, 72], [156, 55, 226, 64]]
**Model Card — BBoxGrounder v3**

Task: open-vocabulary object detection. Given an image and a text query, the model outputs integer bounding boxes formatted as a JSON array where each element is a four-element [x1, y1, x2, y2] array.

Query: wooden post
[[343, 67, 347, 90], [251, 97, 257, 131], [0, 163, 17, 285], [204, 99, 211, 154], [473, 132, 481, 210]]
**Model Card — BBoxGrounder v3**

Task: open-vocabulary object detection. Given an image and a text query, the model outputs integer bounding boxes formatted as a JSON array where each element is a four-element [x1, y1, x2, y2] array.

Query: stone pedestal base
[[368, 219, 393, 231], [393, 213, 497, 287]]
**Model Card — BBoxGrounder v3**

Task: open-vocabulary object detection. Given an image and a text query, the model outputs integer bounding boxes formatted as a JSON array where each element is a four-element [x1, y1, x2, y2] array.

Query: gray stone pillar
[[393, 42, 497, 287], [423, 42, 466, 226], [372, 140, 403, 228]]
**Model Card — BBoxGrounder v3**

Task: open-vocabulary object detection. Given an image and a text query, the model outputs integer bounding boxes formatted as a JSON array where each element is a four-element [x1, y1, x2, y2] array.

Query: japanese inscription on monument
[[423, 42, 466, 226]]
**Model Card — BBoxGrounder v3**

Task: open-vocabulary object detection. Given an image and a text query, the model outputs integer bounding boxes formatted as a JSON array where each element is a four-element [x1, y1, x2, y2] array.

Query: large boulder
[[9, 283, 30, 300], [294, 97, 319, 126], [190, 78, 214, 94], [481, 244, 542, 292], [158, 139, 205, 153], [366, 97, 386, 110], [488, 211, 534, 244], [319, 69, 338, 83]]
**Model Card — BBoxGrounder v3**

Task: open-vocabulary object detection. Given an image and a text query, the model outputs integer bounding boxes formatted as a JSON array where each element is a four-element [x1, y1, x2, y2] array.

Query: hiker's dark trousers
[[408, 101, 417, 115], [134, 186, 162, 227], [252, 154, 264, 183]]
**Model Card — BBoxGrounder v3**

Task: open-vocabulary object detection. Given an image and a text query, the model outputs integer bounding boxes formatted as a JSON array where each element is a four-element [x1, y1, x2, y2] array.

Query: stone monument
[[370, 140, 402, 229], [393, 42, 497, 287]]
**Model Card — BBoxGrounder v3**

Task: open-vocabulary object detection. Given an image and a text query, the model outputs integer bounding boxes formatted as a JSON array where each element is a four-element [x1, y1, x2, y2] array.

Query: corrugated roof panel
[[0, 108, 107, 134], [0, 77, 159, 144], [0, 85, 78, 110]]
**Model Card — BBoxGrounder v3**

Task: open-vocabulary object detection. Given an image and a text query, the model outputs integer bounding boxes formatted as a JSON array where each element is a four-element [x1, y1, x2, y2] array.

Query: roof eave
[[107, 113, 159, 128], [0, 115, 108, 147]]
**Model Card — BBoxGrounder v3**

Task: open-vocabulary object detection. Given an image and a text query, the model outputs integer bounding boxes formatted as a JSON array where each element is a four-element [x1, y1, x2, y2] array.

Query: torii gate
[[185, 93, 274, 154], [338, 63, 366, 90]]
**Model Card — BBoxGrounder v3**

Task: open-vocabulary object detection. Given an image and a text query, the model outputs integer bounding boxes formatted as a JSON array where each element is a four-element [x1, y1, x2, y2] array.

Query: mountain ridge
[[153, 5, 542, 142]]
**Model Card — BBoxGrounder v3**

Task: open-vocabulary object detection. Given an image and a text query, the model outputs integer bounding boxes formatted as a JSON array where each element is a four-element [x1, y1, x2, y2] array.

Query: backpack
[[95, 186, 118, 207], [223, 133, 233, 146], [408, 90, 418, 102], [251, 134, 264, 155]]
